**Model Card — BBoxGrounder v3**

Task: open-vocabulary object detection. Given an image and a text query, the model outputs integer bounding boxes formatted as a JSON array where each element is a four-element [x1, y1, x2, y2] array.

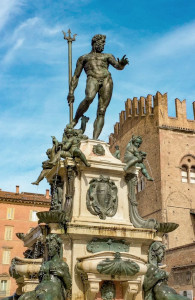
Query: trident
[[62, 29, 77, 123]]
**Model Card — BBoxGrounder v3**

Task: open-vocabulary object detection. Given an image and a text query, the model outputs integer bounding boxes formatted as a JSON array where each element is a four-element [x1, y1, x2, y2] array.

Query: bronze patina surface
[[18, 234, 72, 300], [68, 34, 129, 139], [143, 242, 188, 300], [124, 135, 153, 181]]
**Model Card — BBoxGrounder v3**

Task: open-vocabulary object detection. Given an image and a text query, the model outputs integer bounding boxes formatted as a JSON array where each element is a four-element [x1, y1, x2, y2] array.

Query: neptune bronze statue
[[68, 34, 129, 139]]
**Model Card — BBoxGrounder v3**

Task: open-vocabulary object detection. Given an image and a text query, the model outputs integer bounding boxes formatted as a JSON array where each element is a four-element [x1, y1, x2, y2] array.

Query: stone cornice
[[166, 242, 195, 253], [159, 125, 195, 133], [0, 196, 50, 207]]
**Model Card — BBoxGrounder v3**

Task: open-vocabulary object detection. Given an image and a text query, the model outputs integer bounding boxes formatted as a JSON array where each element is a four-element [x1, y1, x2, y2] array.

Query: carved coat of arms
[[86, 175, 118, 219]]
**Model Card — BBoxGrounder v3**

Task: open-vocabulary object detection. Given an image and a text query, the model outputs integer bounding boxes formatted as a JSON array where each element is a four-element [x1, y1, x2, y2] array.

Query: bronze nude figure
[[67, 34, 129, 139], [143, 242, 188, 300], [50, 124, 90, 167], [18, 234, 72, 300], [124, 135, 153, 181]]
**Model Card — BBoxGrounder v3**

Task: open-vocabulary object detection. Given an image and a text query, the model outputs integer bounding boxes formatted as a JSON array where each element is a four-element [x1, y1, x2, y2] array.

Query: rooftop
[[0, 186, 50, 206]]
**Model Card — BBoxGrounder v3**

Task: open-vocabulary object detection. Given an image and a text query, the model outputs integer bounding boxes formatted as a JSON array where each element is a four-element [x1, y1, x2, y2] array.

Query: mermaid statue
[[19, 234, 71, 300], [143, 242, 188, 300]]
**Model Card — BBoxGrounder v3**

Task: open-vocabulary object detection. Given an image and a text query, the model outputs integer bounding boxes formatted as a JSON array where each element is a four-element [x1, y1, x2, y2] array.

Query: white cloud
[[144, 20, 195, 58], [0, 16, 70, 68], [0, 0, 24, 31], [2, 38, 24, 64]]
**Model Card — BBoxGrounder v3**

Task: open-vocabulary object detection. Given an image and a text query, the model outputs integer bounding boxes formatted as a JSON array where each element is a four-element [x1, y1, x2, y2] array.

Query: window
[[1, 280, 7, 291], [0, 280, 7, 296], [181, 165, 188, 183], [0, 279, 10, 296], [2, 250, 11, 264], [6, 208, 14, 220], [189, 167, 195, 183], [4, 226, 13, 240], [30, 211, 38, 222], [180, 155, 195, 184]]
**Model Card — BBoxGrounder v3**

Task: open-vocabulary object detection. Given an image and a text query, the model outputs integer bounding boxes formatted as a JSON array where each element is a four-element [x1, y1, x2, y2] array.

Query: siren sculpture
[[144, 242, 188, 300], [18, 234, 71, 300]]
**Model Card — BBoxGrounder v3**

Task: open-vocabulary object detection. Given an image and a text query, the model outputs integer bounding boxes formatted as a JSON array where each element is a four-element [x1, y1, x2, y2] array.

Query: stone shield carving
[[86, 175, 118, 219]]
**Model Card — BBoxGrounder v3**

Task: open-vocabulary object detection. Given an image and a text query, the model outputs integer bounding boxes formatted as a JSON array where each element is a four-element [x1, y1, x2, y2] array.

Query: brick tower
[[109, 92, 195, 296]]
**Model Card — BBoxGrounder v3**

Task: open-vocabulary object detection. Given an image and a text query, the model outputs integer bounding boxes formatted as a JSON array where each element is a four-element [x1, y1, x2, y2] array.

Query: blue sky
[[0, 0, 195, 194]]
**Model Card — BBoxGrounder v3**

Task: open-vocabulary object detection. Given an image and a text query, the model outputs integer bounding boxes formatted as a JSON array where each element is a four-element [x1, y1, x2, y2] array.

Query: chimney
[[16, 185, 19, 193], [46, 189, 50, 199]]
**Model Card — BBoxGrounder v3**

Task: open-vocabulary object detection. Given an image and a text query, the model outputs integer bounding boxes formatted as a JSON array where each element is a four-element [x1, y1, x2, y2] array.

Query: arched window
[[181, 165, 188, 183], [180, 155, 195, 184], [189, 166, 195, 183]]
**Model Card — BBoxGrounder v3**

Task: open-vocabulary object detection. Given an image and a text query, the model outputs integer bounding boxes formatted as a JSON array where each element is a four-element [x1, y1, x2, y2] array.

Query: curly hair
[[91, 34, 106, 46], [132, 135, 142, 144], [148, 241, 166, 265]]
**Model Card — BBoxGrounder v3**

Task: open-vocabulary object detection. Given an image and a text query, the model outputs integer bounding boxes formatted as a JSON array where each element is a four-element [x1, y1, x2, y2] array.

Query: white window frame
[[2, 250, 11, 264], [30, 210, 38, 222], [6, 208, 14, 220], [189, 167, 195, 184], [4, 226, 13, 240]]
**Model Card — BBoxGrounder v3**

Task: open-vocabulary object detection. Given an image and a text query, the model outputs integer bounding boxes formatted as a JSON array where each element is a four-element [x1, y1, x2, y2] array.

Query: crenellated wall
[[110, 92, 195, 147]]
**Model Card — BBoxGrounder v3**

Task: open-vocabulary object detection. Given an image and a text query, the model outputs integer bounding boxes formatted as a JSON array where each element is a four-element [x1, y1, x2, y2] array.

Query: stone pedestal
[[14, 140, 160, 300], [45, 140, 160, 300]]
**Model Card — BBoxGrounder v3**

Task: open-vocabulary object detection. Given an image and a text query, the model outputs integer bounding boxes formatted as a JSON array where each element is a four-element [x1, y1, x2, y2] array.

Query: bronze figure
[[50, 124, 90, 167], [68, 34, 129, 139], [113, 145, 120, 159], [124, 135, 153, 181], [100, 281, 116, 300], [143, 242, 188, 300], [18, 234, 72, 300]]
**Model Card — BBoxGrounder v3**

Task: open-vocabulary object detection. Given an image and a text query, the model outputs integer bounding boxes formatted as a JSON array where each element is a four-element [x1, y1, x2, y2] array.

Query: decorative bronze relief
[[87, 238, 129, 253], [86, 175, 118, 219], [100, 281, 116, 300], [97, 252, 140, 277], [92, 144, 105, 156]]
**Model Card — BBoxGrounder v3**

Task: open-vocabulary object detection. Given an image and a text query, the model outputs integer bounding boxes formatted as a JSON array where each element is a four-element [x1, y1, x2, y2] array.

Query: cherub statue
[[50, 124, 90, 167], [32, 118, 90, 186], [124, 135, 153, 181], [19, 234, 72, 300], [143, 241, 188, 300], [32, 135, 60, 185], [32, 148, 54, 185]]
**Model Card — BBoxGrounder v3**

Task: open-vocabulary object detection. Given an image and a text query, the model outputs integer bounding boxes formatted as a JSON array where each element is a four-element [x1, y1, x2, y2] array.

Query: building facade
[[109, 92, 195, 297], [0, 186, 50, 298]]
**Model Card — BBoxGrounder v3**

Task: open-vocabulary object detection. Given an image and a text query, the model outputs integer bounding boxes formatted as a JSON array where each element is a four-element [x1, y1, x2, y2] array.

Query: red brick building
[[109, 92, 195, 298], [0, 186, 50, 297]]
